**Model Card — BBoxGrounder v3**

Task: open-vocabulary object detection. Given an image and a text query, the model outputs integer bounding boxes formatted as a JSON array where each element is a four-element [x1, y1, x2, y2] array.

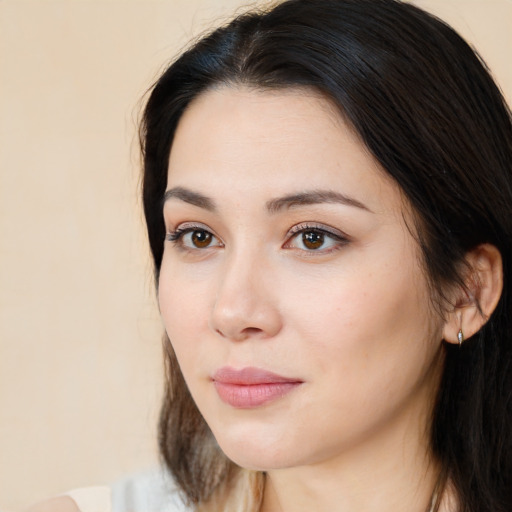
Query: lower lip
[[213, 381, 301, 408]]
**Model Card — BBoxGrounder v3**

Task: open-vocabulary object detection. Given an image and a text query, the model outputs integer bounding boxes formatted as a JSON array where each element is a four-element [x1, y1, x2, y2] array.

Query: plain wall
[[0, 0, 510, 508]]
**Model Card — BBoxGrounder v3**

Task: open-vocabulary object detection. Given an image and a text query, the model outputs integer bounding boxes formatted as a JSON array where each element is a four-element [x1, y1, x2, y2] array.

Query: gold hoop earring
[[457, 329, 464, 346]]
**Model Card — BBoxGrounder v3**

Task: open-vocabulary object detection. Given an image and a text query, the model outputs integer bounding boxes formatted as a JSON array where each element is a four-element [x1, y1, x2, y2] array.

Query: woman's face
[[159, 87, 445, 471]]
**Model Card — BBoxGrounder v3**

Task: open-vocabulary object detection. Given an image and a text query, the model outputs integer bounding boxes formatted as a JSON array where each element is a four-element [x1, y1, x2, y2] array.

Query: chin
[[211, 425, 303, 471], [221, 448, 293, 471]]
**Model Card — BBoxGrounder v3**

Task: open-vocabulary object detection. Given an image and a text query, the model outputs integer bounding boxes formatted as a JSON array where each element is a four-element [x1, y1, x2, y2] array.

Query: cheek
[[282, 248, 438, 389], [158, 258, 222, 383], [158, 264, 201, 351], [287, 262, 426, 338], [271, 262, 440, 449]]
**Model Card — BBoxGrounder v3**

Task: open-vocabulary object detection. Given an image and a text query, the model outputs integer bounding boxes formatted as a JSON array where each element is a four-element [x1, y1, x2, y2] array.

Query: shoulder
[[26, 487, 110, 512], [23, 469, 190, 512], [25, 496, 80, 512]]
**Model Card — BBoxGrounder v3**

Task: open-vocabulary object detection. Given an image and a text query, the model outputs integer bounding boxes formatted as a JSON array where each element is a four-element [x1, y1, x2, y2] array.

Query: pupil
[[192, 230, 212, 248], [303, 231, 324, 249]]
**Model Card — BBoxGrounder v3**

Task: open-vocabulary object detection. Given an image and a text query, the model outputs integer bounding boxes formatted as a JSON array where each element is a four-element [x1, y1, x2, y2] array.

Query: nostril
[[242, 327, 264, 336], [214, 326, 265, 341]]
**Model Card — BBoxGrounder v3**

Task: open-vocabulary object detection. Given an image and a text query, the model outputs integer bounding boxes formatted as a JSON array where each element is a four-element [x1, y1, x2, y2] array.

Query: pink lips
[[212, 366, 303, 408]]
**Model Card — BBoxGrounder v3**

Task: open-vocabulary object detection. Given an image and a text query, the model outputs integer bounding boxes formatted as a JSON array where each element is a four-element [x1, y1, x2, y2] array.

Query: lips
[[212, 366, 303, 408]]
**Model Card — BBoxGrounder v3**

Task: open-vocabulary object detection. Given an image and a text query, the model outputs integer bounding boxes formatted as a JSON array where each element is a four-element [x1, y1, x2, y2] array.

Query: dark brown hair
[[140, 1, 512, 510]]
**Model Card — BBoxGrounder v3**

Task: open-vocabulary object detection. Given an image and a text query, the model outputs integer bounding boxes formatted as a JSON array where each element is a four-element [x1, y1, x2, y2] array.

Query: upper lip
[[212, 366, 302, 385]]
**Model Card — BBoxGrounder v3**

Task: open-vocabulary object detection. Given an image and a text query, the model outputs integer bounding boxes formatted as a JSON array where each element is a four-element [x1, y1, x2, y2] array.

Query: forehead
[[167, 86, 403, 217]]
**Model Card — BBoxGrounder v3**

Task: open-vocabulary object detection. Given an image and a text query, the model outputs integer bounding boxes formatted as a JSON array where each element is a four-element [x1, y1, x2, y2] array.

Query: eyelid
[[165, 222, 223, 248], [283, 222, 350, 254], [286, 222, 349, 241], [168, 221, 213, 233], [165, 221, 217, 239]]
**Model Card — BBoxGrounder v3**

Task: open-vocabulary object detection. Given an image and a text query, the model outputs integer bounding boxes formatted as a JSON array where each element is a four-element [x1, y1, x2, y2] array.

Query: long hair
[[140, 1, 512, 510]]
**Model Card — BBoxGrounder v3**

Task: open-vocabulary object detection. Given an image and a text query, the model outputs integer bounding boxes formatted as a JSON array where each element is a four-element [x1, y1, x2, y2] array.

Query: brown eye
[[302, 231, 325, 250], [285, 225, 346, 253], [166, 225, 222, 250], [191, 230, 213, 248]]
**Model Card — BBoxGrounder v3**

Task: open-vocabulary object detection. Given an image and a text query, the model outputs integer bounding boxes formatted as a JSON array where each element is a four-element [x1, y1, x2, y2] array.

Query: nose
[[209, 251, 282, 342]]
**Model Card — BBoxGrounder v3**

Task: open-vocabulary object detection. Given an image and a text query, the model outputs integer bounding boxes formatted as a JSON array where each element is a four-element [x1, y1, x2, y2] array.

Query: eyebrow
[[163, 186, 371, 213], [163, 187, 217, 211], [266, 190, 371, 214]]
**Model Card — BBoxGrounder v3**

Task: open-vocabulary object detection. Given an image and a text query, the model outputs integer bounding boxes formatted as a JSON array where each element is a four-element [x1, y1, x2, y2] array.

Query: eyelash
[[165, 222, 349, 253], [285, 223, 349, 253], [165, 223, 222, 250]]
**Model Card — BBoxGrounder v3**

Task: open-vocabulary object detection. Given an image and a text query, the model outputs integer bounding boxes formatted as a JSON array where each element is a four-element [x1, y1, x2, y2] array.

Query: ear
[[443, 243, 503, 345]]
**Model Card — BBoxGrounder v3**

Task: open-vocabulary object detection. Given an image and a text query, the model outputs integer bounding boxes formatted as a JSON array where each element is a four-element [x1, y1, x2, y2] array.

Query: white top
[[66, 468, 191, 512], [0, 468, 190, 512]]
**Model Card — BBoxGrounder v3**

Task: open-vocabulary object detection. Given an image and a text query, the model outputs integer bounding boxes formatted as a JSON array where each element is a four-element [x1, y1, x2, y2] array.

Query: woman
[[30, 0, 512, 511]]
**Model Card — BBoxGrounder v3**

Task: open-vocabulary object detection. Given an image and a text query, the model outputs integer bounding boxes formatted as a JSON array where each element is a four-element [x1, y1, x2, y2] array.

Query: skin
[[159, 86, 449, 512], [25, 496, 79, 512], [26, 85, 505, 512]]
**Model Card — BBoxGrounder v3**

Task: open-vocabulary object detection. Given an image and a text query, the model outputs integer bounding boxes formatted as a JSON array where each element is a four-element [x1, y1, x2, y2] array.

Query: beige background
[[0, 0, 510, 508]]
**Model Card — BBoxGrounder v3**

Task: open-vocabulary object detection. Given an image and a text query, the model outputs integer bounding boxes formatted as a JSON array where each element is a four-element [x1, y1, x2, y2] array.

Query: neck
[[260, 400, 441, 512]]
